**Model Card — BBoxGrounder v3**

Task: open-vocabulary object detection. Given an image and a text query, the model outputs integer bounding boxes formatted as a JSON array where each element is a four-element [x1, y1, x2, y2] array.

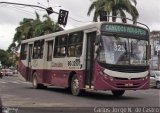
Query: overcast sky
[[0, 0, 160, 50]]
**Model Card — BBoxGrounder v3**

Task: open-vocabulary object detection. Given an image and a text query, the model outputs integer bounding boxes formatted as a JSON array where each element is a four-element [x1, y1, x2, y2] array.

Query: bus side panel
[[93, 61, 112, 90], [43, 69, 55, 85], [32, 69, 44, 83], [42, 69, 85, 88], [76, 70, 85, 89], [49, 70, 69, 87], [18, 60, 28, 81]]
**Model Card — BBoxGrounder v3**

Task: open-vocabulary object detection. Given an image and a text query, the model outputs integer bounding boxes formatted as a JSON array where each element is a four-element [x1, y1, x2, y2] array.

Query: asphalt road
[[0, 75, 159, 113]]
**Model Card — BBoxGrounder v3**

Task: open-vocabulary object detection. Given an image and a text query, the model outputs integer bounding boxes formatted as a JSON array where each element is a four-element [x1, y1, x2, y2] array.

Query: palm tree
[[32, 12, 43, 37], [13, 18, 34, 42], [12, 12, 63, 50], [87, 0, 105, 22], [36, 14, 62, 36], [87, 0, 139, 23]]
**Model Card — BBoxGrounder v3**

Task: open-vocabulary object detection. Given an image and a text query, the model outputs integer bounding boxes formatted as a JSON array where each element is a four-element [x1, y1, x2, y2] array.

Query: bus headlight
[[145, 76, 148, 80], [142, 76, 148, 80], [109, 76, 114, 81], [99, 71, 114, 81]]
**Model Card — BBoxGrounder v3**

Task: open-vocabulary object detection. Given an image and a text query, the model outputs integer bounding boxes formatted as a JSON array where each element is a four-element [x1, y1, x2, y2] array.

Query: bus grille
[[114, 77, 142, 80]]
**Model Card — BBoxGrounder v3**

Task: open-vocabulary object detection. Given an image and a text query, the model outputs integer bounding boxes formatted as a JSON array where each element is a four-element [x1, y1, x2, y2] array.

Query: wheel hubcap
[[73, 79, 79, 90], [33, 77, 37, 87]]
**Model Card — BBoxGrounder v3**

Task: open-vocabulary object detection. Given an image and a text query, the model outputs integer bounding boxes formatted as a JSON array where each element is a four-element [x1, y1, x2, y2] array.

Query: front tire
[[112, 90, 125, 97], [71, 75, 81, 96], [32, 72, 45, 89]]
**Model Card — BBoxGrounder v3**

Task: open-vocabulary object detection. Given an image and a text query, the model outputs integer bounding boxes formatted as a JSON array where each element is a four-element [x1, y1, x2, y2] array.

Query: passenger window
[[39, 40, 44, 59], [68, 31, 83, 57], [33, 41, 40, 59], [54, 35, 68, 57], [32, 40, 44, 59], [53, 31, 83, 58], [68, 46, 75, 57], [20, 43, 27, 60]]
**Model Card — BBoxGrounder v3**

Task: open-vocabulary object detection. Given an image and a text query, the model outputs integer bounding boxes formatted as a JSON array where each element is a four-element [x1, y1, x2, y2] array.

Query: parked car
[[1, 69, 14, 76], [150, 70, 160, 89]]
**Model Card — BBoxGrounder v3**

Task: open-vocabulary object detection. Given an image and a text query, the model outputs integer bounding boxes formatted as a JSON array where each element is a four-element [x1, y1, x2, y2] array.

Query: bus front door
[[85, 32, 96, 88]]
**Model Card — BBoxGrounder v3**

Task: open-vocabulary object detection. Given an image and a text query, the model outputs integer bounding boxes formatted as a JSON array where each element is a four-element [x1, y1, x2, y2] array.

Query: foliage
[[0, 49, 13, 67], [87, 0, 139, 23], [9, 12, 63, 50]]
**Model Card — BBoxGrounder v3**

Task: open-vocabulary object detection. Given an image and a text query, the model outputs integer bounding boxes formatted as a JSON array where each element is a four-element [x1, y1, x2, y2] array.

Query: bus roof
[[21, 21, 149, 44]]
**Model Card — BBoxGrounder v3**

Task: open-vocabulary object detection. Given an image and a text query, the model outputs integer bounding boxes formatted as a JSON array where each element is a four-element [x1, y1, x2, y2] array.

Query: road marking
[[11, 81, 21, 84], [139, 91, 160, 96], [0, 81, 6, 83], [127, 90, 160, 96], [19, 81, 31, 84], [0, 80, 31, 85]]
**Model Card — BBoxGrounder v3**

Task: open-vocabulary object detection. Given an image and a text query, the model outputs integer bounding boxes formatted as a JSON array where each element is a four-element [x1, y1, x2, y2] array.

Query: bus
[[18, 20, 150, 96]]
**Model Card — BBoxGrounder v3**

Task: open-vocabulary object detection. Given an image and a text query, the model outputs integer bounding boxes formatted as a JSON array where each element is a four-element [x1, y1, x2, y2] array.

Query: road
[[0, 75, 160, 113]]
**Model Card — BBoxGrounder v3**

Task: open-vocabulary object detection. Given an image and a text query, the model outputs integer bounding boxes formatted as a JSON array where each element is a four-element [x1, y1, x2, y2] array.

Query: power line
[[5, 5, 35, 16], [69, 16, 92, 23], [0, 1, 93, 24], [0, 2, 59, 14]]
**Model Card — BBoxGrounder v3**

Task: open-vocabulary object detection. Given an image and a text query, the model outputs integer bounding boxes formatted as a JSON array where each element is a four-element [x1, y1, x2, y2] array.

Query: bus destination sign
[[101, 24, 148, 37]]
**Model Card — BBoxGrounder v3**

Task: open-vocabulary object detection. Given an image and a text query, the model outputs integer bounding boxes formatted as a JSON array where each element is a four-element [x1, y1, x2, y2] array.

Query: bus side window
[[68, 31, 83, 57], [20, 43, 27, 60], [55, 47, 61, 57], [54, 35, 67, 58], [39, 40, 44, 59], [33, 41, 40, 59], [76, 45, 82, 57], [68, 46, 75, 57]]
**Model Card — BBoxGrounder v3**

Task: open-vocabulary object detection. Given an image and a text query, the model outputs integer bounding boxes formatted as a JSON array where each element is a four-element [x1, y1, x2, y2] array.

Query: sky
[[0, 0, 160, 50]]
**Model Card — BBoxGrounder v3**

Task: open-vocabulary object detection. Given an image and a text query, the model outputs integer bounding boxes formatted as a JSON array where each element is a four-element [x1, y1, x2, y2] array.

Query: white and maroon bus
[[18, 21, 150, 96]]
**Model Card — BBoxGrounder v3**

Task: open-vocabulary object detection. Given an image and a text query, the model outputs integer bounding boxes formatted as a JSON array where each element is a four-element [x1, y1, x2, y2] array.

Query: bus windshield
[[97, 35, 148, 66]]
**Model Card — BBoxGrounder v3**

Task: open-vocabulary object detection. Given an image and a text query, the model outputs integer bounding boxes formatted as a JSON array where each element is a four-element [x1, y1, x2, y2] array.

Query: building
[[150, 31, 160, 70]]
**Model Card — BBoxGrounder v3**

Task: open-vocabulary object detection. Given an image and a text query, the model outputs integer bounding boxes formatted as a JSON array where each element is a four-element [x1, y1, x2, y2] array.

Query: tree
[[7, 42, 16, 53], [0, 49, 13, 67], [12, 12, 63, 50], [87, 0, 139, 23]]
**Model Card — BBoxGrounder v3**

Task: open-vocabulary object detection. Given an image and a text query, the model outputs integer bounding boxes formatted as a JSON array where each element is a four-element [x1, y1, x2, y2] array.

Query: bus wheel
[[71, 75, 81, 96], [32, 73, 44, 89], [112, 90, 125, 97]]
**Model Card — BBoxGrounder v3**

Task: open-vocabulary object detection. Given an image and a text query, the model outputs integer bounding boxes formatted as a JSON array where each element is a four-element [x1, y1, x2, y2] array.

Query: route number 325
[[114, 42, 125, 52]]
